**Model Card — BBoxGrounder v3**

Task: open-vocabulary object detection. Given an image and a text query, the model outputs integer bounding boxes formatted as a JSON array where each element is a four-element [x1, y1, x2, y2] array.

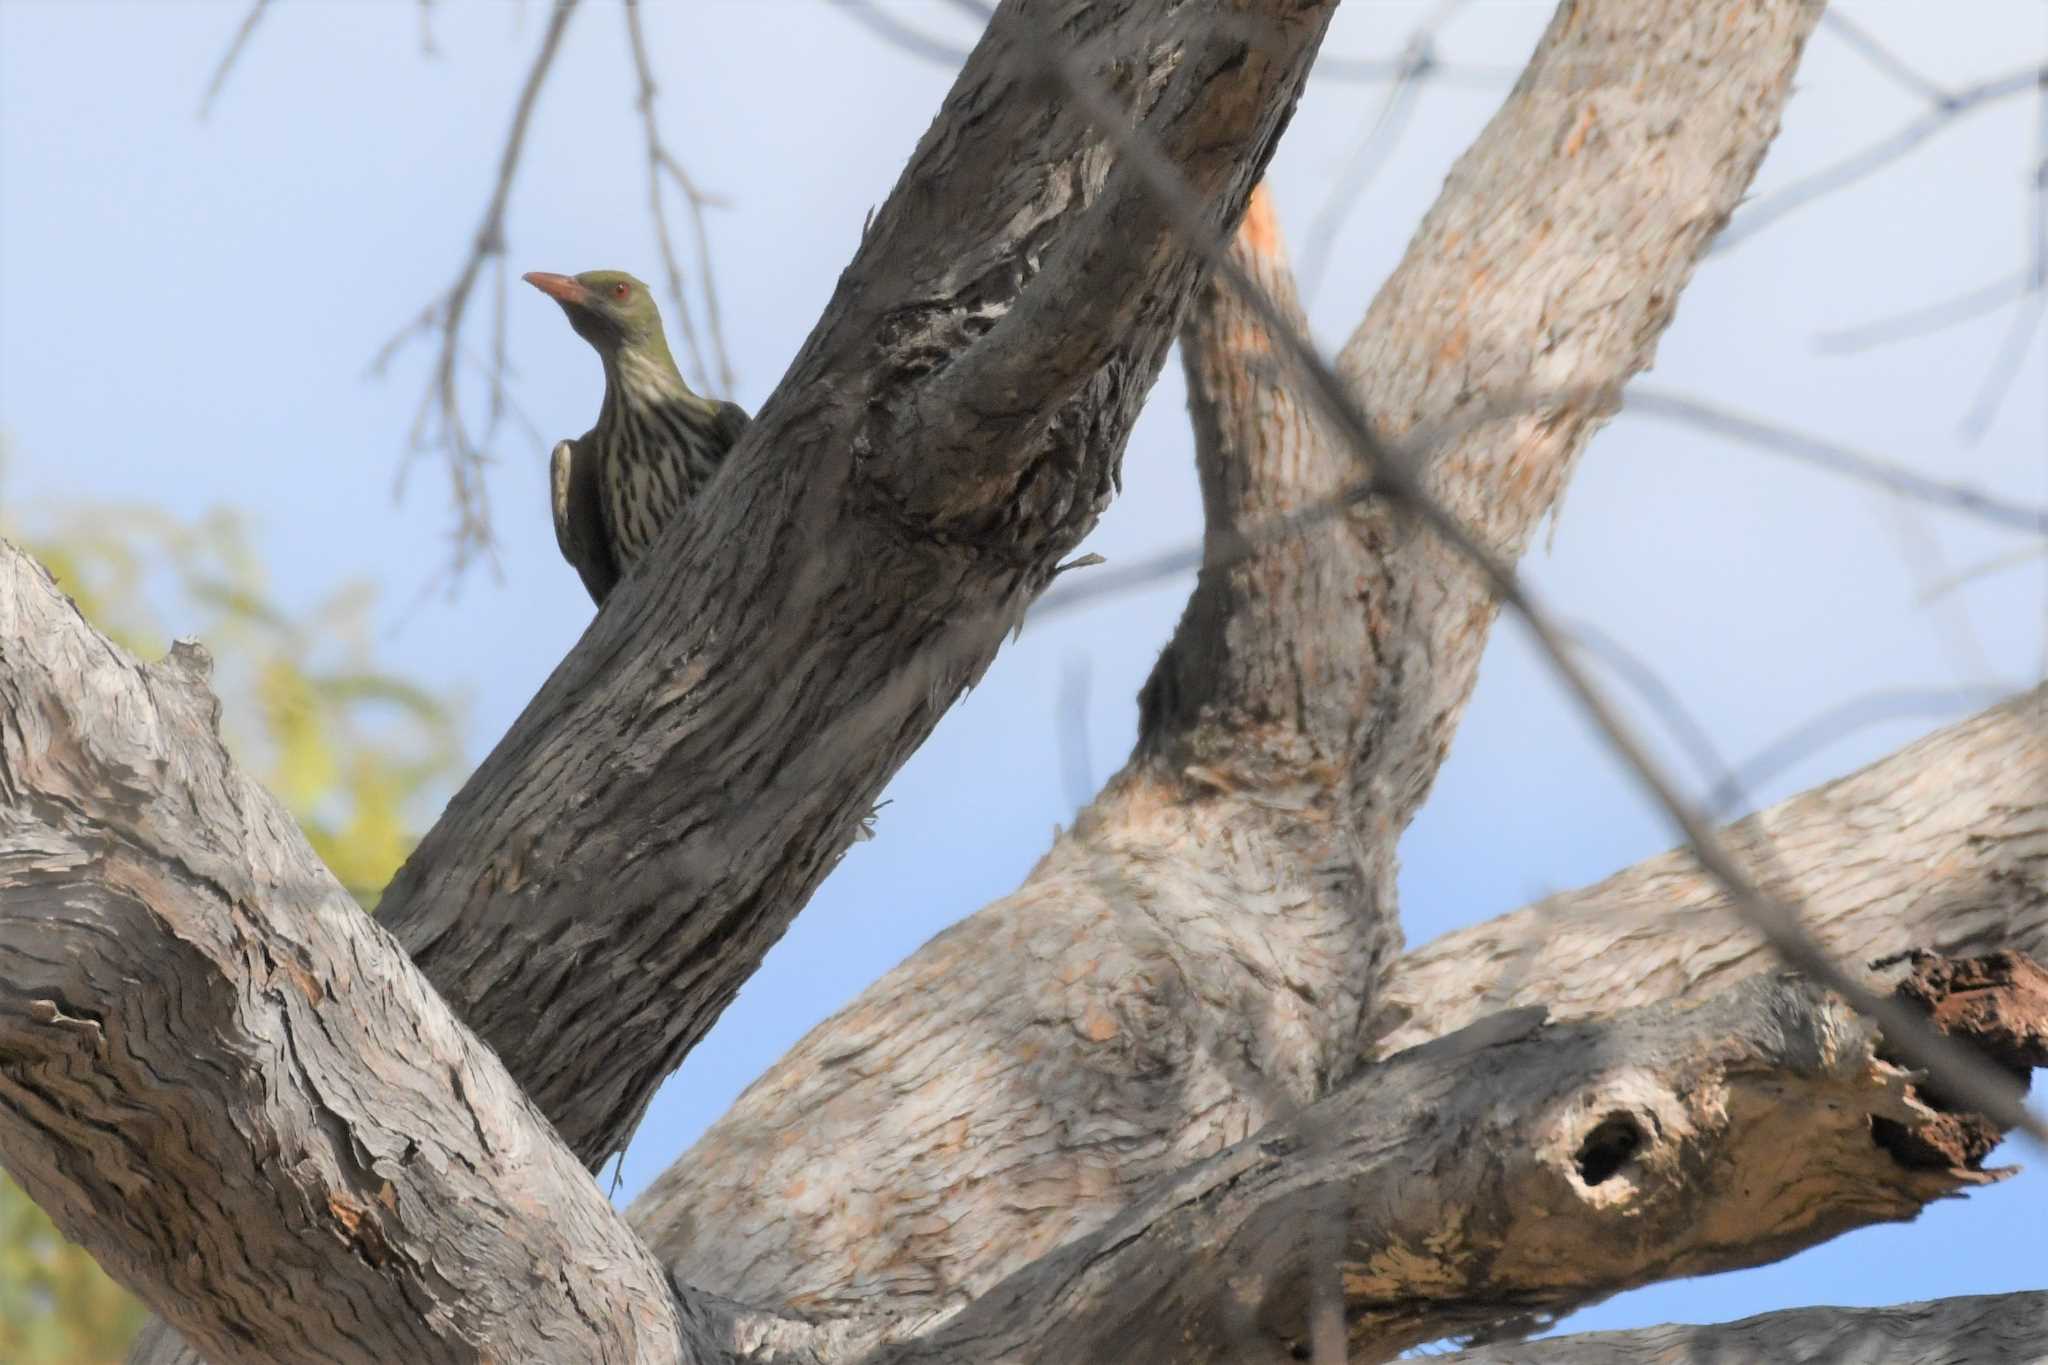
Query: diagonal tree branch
[[1446, 1291, 2048, 1364], [0, 545, 683, 1365], [374, 0, 1337, 1171], [1374, 683, 2048, 1056]]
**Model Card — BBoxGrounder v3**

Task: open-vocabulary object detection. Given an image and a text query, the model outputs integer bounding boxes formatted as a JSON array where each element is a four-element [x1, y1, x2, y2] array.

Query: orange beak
[[522, 271, 589, 306]]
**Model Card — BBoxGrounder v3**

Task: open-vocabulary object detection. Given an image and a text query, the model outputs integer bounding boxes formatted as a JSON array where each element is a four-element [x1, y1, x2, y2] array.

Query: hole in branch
[[1574, 1112, 1645, 1185]]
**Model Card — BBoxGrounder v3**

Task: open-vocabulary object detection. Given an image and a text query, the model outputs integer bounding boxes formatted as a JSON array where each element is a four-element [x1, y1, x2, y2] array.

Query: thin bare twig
[[1712, 686, 2012, 817], [1299, 2, 1469, 299], [1961, 79, 2048, 441], [373, 0, 580, 583], [1714, 63, 2046, 254], [1819, 10, 1956, 109], [1627, 387, 2048, 537], [622, 0, 735, 396], [953, 0, 2047, 1145], [198, 0, 277, 120], [1816, 270, 2032, 353]]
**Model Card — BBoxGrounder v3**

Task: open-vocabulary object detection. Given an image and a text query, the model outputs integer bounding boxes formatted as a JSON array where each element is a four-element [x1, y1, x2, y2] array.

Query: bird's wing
[[713, 400, 751, 457], [550, 437, 620, 607]]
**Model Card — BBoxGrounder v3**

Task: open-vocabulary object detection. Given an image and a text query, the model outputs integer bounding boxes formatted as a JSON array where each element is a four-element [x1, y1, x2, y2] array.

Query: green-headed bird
[[523, 269, 750, 606]]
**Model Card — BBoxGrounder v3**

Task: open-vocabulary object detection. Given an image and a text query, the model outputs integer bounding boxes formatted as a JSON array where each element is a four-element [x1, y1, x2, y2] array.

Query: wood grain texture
[[868, 961, 2038, 1363], [0, 546, 682, 1365], [373, 0, 1338, 1174], [1373, 684, 2048, 1058], [1445, 1291, 2048, 1364], [632, 0, 1829, 1326]]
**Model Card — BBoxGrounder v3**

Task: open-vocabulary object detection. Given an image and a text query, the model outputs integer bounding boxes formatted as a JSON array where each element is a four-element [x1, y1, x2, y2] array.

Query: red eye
[[611, 281, 631, 301]]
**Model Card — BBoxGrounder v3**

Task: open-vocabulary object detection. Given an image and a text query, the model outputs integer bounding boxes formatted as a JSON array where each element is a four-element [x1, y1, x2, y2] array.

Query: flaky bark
[[0, 548, 682, 1365], [1445, 1291, 2048, 1364], [635, 0, 1831, 1323], [375, 0, 1336, 1171]]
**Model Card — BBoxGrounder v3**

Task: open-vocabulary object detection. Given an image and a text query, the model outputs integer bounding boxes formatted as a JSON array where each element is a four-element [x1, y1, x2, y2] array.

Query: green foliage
[[0, 480, 466, 1360]]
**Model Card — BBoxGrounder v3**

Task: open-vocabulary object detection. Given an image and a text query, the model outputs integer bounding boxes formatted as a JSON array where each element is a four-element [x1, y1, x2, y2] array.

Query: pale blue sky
[[2, 0, 2043, 1340]]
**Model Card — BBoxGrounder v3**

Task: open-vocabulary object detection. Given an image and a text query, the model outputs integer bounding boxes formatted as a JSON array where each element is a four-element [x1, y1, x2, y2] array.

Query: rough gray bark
[[1375, 684, 2048, 1056], [1445, 1291, 2048, 1364], [866, 957, 2044, 1363], [0, 547, 683, 1365], [375, 0, 1337, 1171], [7, 0, 2040, 1361], [634, 0, 1831, 1321]]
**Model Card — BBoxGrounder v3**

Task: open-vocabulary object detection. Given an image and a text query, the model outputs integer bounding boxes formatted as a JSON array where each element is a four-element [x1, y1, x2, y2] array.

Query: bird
[[522, 269, 750, 606]]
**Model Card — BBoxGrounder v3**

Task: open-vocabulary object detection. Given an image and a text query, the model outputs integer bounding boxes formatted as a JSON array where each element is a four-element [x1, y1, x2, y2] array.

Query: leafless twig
[[1055, 654, 1095, 816], [1818, 10, 1956, 109], [372, 0, 579, 584], [622, 0, 735, 396], [1627, 387, 2048, 537], [1714, 63, 2045, 254], [1299, 2, 1470, 299], [198, 0, 277, 120], [1816, 270, 2033, 353], [1712, 686, 2012, 817], [1961, 78, 2048, 441], [953, 0, 2047, 1146]]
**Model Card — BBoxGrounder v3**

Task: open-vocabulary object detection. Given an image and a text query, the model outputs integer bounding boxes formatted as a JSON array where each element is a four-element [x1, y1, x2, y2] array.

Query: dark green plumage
[[524, 269, 750, 606]]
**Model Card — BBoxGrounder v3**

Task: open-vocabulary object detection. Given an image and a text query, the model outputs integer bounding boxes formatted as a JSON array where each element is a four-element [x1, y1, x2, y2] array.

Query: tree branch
[[1448, 1291, 2048, 1363], [374, 0, 1335, 1172], [0, 544, 681, 1365], [1374, 683, 2048, 1056], [870, 955, 2046, 1364], [632, 0, 1839, 1321]]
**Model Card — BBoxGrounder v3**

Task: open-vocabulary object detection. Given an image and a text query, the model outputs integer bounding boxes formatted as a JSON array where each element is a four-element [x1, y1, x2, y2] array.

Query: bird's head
[[522, 269, 667, 359]]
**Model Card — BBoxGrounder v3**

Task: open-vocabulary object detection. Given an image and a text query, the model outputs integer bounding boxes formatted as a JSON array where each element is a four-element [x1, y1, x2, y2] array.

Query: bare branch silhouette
[[371, 0, 579, 583], [1962, 76, 2048, 440], [1627, 387, 2048, 537], [1818, 10, 1955, 108], [1817, 269, 2032, 353], [623, 0, 735, 396], [1298, 1, 1470, 298], [197, 0, 275, 120], [1715, 62, 2045, 253]]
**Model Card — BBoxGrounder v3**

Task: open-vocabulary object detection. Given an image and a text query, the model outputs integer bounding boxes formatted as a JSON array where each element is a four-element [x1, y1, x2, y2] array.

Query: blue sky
[[2, 0, 2043, 1339]]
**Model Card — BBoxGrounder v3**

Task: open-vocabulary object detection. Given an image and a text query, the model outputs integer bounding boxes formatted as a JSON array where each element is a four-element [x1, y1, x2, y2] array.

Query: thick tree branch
[[374, 0, 1336, 1172], [870, 956, 2045, 1364], [0, 545, 681, 1365], [1375, 683, 2048, 1056], [1446, 1291, 2048, 1364], [635, 0, 1830, 1319]]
